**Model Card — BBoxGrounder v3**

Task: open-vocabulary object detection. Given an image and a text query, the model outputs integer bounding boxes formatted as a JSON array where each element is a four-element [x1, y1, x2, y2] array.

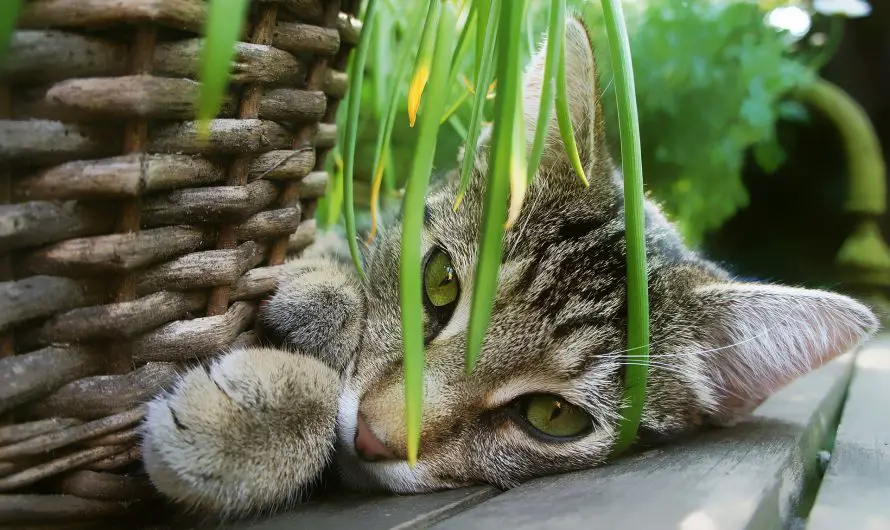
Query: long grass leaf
[[341, 0, 380, 281], [526, 0, 565, 184], [449, 0, 478, 81], [465, 0, 526, 372], [326, 150, 345, 228], [197, 0, 250, 139], [440, 88, 471, 125], [601, 0, 649, 455], [453, 0, 500, 211], [401, 1, 458, 466], [474, 0, 492, 80], [408, 1, 440, 127], [505, 82, 528, 228], [0, 0, 22, 65], [555, 27, 589, 187], [367, 2, 428, 243]]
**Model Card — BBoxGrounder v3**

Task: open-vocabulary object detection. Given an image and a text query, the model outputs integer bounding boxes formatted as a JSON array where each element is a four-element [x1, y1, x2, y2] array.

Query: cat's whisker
[[621, 310, 809, 362], [618, 360, 749, 403]]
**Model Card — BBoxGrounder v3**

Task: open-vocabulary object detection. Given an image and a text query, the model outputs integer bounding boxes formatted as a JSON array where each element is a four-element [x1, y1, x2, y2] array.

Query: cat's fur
[[141, 18, 878, 518]]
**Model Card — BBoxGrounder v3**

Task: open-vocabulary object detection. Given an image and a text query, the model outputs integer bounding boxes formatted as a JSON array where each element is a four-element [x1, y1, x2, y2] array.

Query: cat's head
[[332, 18, 878, 492]]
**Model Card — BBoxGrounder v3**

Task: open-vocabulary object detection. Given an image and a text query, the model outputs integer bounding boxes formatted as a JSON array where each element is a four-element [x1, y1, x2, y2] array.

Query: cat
[[141, 17, 879, 519]]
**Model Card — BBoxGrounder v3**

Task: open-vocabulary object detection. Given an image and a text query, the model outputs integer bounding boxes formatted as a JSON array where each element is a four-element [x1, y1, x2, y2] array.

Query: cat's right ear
[[472, 17, 610, 183], [688, 283, 878, 426]]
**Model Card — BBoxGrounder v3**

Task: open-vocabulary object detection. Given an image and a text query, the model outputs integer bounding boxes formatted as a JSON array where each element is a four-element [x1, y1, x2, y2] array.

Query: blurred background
[[323, 0, 890, 317]]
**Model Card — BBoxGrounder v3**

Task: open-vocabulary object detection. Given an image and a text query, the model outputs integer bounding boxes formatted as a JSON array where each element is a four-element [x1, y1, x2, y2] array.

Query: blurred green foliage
[[328, 0, 841, 244]]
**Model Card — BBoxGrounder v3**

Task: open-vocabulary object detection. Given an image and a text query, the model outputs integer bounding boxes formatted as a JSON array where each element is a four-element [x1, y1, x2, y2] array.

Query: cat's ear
[[689, 283, 878, 425], [521, 16, 607, 178], [470, 17, 609, 181]]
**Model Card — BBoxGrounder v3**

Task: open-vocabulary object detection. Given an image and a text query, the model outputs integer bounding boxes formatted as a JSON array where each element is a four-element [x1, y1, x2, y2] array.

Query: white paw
[[141, 347, 339, 517]]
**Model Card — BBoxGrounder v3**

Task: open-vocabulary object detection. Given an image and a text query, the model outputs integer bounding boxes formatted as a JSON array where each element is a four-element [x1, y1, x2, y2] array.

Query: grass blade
[[465, 0, 526, 372], [324, 150, 345, 228], [401, 1, 458, 466], [474, 0, 494, 81], [0, 0, 22, 65], [453, 0, 500, 210], [197, 0, 250, 139], [449, 0, 478, 81], [408, 1, 441, 127], [440, 88, 471, 125], [505, 80, 527, 228], [367, 2, 428, 243], [526, 0, 565, 184], [600, 0, 649, 455], [341, 0, 380, 281], [555, 24, 589, 187]]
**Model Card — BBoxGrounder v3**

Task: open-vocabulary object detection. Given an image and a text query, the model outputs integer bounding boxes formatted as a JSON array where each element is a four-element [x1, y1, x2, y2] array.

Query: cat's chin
[[334, 387, 468, 494]]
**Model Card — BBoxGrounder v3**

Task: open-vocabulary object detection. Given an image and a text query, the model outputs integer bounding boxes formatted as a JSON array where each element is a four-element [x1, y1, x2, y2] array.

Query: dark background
[[704, 4, 890, 293]]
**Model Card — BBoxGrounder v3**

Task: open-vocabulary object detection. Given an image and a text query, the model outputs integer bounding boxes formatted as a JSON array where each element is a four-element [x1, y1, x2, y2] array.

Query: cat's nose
[[355, 414, 397, 462]]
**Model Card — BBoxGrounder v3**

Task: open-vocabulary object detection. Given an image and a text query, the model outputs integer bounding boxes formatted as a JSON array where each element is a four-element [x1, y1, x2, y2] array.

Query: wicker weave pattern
[[0, 0, 359, 524]]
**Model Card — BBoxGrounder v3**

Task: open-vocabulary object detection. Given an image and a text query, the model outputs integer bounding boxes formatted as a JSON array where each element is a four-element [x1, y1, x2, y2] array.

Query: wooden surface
[[807, 338, 890, 530], [220, 336, 890, 530], [227, 487, 497, 530]]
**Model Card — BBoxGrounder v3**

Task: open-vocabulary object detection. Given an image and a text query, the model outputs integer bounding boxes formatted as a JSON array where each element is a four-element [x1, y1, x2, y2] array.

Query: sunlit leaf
[[408, 1, 441, 127], [368, 2, 428, 243], [197, 0, 250, 139], [401, 1, 458, 466], [465, 0, 526, 372], [555, 29, 589, 187], [505, 87, 527, 228], [453, 0, 500, 210], [527, 0, 565, 184]]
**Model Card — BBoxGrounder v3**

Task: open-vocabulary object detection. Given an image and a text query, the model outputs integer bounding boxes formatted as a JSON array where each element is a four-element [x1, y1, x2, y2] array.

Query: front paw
[[259, 257, 365, 373], [141, 348, 339, 517]]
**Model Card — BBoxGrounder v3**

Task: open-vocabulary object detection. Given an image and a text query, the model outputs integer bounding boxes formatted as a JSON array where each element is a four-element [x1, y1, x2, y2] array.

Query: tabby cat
[[141, 18, 878, 518]]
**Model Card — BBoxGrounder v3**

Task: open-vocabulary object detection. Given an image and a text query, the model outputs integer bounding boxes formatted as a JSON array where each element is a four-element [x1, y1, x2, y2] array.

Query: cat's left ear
[[522, 16, 609, 180], [471, 17, 609, 181], [689, 283, 878, 425]]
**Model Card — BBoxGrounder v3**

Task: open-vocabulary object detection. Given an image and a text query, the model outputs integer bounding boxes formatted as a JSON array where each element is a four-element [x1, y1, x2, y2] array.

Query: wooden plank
[[807, 338, 890, 530], [228, 487, 497, 530], [432, 352, 857, 530]]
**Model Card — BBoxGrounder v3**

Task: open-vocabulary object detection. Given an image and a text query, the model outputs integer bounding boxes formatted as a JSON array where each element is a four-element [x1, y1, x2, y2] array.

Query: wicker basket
[[0, 0, 360, 526]]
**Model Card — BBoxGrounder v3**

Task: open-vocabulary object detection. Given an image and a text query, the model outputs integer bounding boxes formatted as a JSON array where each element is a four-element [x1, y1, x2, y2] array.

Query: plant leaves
[[341, 0, 380, 281], [465, 0, 526, 372], [600, 0, 650, 456], [197, 0, 251, 139], [400, 1, 458, 466]]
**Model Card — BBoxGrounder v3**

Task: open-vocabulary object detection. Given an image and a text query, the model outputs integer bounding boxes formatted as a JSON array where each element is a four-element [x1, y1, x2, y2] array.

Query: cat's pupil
[[550, 402, 563, 421]]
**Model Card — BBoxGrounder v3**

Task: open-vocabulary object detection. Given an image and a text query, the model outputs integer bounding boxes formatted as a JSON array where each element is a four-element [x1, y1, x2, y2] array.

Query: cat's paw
[[141, 347, 339, 517], [259, 256, 365, 373]]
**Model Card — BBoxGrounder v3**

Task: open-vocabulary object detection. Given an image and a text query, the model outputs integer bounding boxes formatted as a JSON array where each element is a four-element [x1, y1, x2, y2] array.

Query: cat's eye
[[518, 395, 592, 439], [423, 248, 459, 309]]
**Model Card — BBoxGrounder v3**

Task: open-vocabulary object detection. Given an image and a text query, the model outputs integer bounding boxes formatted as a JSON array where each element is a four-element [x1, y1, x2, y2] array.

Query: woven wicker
[[0, 0, 360, 526]]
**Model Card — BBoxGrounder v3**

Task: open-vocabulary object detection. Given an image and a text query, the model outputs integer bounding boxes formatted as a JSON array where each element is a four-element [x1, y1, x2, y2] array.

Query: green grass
[[341, 0, 379, 281], [0, 0, 22, 65], [196, 0, 251, 139], [398, 1, 459, 466], [466, 0, 527, 371], [600, 0, 649, 456]]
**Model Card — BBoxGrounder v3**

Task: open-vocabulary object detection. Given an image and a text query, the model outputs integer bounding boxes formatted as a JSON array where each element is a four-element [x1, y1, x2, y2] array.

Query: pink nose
[[355, 415, 397, 462]]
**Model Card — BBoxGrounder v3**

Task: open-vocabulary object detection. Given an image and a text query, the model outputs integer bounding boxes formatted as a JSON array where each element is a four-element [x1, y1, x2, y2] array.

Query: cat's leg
[[141, 347, 339, 517], [259, 237, 367, 373]]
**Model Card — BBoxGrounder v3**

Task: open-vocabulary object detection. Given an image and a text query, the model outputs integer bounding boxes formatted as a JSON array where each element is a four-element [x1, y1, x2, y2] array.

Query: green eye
[[523, 395, 592, 438], [423, 248, 459, 308]]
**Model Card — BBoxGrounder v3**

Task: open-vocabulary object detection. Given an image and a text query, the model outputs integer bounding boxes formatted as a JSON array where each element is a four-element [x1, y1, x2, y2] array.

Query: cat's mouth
[[354, 414, 396, 461]]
